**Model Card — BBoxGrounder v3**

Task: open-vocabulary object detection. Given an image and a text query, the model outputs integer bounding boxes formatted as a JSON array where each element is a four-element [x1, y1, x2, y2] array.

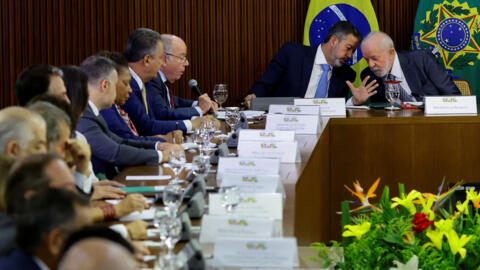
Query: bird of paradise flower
[[343, 178, 381, 213]]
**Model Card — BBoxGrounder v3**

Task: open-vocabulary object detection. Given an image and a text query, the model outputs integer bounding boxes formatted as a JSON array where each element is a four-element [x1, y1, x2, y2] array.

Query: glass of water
[[220, 186, 240, 213], [168, 149, 186, 184], [384, 80, 401, 111], [213, 84, 228, 111], [225, 107, 240, 134], [192, 155, 210, 177], [153, 207, 170, 248], [163, 184, 184, 217]]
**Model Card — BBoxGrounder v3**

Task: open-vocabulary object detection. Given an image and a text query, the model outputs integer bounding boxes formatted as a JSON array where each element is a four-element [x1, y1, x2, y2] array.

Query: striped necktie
[[386, 74, 415, 102]]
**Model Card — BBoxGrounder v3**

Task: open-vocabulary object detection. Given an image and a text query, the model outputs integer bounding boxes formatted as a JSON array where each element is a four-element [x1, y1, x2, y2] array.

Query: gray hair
[[362, 31, 394, 51], [0, 107, 43, 153], [160, 34, 176, 53], [80, 55, 116, 87], [28, 101, 71, 150], [124, 28, 162, 62]]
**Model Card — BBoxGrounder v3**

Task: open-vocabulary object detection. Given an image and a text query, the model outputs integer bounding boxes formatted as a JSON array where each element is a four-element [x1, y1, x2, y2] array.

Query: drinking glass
[[165, 218, 183, 262], [225, 107, 240, 134], [168, 150, 186, 184], [162, 184, 184, 217], [153, 207, 170, 248], [384, 80, 401, 111], [213, 84, 228, 111], [192, 155, 210, 177], [220, 186, 240, 213]]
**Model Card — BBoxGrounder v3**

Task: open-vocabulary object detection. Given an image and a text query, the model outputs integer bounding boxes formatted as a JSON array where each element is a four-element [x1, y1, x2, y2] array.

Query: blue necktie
[[314, 64, 331, 98]]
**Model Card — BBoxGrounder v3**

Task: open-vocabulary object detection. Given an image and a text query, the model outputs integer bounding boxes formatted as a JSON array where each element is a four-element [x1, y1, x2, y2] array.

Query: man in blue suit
[[360, 31, 460, 102], [245, 21, 378, 107], [146, 34, 217, 120], [122, 28, 207, 134], [76, 56, 181, 178]]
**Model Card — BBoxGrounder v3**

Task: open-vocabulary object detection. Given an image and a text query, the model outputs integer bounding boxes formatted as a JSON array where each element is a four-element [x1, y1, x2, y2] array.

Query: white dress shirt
[[304, 45, 333, 98], [158, 71, 202, 116], [88, 101, 163, 163], [390, 52, 415, 100]]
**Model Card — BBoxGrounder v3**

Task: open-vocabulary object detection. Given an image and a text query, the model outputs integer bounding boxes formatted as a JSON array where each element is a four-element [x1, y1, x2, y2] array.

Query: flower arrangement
[[309, 178, 480, 269]]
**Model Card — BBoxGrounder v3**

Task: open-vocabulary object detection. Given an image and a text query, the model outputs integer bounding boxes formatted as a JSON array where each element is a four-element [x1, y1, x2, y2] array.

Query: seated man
[[0, 188, 91, 270], [146, 34, 217, 119], [245, 21, 377, 107], [15, 64, 70, 105], [361, 31, 460, 102], [76, 55, 181, 178]]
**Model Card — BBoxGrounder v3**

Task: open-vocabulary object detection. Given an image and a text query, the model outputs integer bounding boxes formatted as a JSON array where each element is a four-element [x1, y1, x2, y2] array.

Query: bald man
[[146, 34, 217, 119], [360, 31, 460, 103], [0, 106, 47, 157], [59, 238, 137, 270]]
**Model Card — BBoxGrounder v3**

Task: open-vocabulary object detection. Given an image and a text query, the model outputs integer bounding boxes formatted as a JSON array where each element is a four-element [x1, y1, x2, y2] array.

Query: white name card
[[265, 114, 319, 134], [294, 98, 346, 116], [238, 129, 295, 142], [268, 104, 320, 116], [237, 141, 300, 163], [425, 96, 477, 115], [214, 237, 298, 268], [216, 157, 280, 181], [199, 215, 274, 243], [219, 173, 280, 194], [209, 193, 283, 220]]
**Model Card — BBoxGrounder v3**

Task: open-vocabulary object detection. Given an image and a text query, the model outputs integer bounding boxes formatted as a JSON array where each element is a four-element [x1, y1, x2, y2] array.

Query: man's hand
[[91, 184, 126, 200], [65, 139, 91, 176], [156, 142, 183, 151], [244, 94, 256, 109], [210, 100, 219, 113], [198, 93, 213, 114], [346, 76, 378, 105], [155, 130, 183, 144], [125, 220, 148, 240], [191, 117, 203, 130], [114, 194, 149, 218]]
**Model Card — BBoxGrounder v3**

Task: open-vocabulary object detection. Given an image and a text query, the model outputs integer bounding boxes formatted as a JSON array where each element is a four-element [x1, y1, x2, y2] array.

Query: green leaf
[[450, 54, 478, 70]]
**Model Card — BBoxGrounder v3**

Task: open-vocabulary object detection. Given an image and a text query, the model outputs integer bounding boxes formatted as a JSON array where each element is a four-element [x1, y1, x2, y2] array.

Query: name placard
[[213, 237, 298, 268], [199, 215, 274, 243], [268, 104, 320, 116], [238, 129, 295, 143], [265, 114, 319, 134], [425, 96, 477, 115], [219, 173, 280, 194], [209, 193, 283, 220], [294, 98, 346, 116], [216, 157, 280, 181], [237, 141, 300, 163]]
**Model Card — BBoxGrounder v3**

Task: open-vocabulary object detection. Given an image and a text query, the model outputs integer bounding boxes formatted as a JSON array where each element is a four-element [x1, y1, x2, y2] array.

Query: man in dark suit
[[122, 28, 209, 134], [245, 21, 378, 107], [76, 56, 181, 178], [360, 31, 460, 102], [146, 34, 217, 119]]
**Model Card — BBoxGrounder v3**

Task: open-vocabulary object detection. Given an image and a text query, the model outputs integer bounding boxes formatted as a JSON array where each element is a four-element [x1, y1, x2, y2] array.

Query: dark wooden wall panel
[[1, 0, 419, 109]]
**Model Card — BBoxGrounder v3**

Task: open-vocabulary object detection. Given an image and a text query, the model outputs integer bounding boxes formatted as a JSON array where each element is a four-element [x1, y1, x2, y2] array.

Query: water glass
[[192, 155, 210, 176], [163, 184, 184, 217], [220, 186, 240, 213], [225, 107, 240, 133], [384, 81, 401, 111], [153, 207, 170, 247], [168, 150, 186, 184], [213, 84, 228, 110]]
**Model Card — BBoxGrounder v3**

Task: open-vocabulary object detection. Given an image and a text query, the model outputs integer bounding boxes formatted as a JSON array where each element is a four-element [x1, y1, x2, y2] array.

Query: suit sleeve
[[248, 44, 290, 97], [147, 80, 199, 120], [422, 52, 461, 95]]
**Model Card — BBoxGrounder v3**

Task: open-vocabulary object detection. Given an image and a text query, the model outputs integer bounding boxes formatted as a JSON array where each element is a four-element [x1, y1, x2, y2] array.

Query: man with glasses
[[146, 34, 217, 120]]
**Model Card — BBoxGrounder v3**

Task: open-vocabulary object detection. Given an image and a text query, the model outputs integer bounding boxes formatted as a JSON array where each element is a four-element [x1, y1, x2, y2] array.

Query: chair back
[[453, 79, 472, 96]]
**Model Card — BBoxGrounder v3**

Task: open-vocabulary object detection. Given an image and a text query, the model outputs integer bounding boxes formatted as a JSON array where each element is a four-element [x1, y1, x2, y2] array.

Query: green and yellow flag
[[412, 0, 480, 96], [303, 0, 379, 86]]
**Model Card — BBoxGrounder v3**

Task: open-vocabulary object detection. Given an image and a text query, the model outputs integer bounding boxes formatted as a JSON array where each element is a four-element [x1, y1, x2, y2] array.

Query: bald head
[[361, 31, 396, 78], [0, 107, 47, 157], [59, 238, 137, 270]]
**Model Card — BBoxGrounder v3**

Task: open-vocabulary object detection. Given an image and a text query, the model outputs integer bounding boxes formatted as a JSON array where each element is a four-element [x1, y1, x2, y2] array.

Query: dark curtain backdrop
[[0, 0, 419, 108]]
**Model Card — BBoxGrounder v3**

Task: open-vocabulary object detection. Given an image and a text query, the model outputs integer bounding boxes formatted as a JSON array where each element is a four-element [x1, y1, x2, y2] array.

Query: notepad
[[125, 175, 171, 181]]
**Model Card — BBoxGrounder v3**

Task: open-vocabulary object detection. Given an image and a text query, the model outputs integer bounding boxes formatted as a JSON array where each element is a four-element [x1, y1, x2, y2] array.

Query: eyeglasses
[[165, 53, 189, 64]]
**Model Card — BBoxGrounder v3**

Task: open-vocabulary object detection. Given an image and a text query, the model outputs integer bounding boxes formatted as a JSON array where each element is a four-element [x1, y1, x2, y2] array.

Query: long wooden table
[[114, 108, 480, 249]]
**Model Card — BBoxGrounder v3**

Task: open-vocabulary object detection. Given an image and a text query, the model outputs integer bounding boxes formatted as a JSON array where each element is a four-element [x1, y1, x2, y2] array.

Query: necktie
[[386, 74, 415, 102], [141, 85, 149, 115], [314, 64, 331, 98], [117, 105, 139, 136], [165, 81, 175, 109]]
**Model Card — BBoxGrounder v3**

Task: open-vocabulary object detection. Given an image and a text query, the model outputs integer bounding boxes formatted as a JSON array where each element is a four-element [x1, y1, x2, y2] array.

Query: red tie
[[165, 81, 175, 109], [117, 105, 139, 136]]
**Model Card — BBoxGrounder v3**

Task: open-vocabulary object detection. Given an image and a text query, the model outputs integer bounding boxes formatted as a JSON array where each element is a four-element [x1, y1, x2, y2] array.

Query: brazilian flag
[[303, 0, 379, 87], [412, 0, 480, 96]]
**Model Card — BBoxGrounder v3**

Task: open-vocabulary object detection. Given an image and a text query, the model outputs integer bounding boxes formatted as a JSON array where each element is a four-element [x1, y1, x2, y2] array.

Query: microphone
[[189, 79, 214, 115]]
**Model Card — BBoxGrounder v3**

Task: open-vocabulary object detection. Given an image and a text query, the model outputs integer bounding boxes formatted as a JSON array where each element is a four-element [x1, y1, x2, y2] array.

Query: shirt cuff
[[193, 106, 203, 116], [73, 171, 93, 194], [183, 120, 192, 132], [346, 97, 354, 106], [156, 150, 163, 163]]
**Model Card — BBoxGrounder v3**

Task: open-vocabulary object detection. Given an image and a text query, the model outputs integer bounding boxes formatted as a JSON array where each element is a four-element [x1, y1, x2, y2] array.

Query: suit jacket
[[362, 50, 461, 103], [100, 105, 165, 142], [77, 105, 159, 179], [145, 76, 199, 119], [0, 213, 15, 256], [0, 249, 41, 270], [121, 78, 187, 135], [248, 43, 356, 98]]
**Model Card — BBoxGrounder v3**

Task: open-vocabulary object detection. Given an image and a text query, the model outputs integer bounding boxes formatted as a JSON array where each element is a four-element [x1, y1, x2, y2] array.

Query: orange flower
[[344, 178, 381, 212]]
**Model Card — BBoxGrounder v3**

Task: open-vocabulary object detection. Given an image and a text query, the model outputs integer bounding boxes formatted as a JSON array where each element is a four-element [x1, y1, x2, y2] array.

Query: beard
[[371, 58, 391, 78]]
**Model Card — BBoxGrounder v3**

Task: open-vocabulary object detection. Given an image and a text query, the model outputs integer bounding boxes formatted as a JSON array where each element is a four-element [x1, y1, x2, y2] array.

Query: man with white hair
[[360, 31, 460, 103], [0, 106, 47, 157]]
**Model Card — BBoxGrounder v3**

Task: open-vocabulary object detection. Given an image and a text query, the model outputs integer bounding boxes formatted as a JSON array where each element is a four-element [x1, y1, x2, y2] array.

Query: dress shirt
[[33, 257, 50, 270], [304, 45, 332, 98], [158, 71, 202, 116], [88, 101, 163, 163], [389, 52, 416, 101]]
